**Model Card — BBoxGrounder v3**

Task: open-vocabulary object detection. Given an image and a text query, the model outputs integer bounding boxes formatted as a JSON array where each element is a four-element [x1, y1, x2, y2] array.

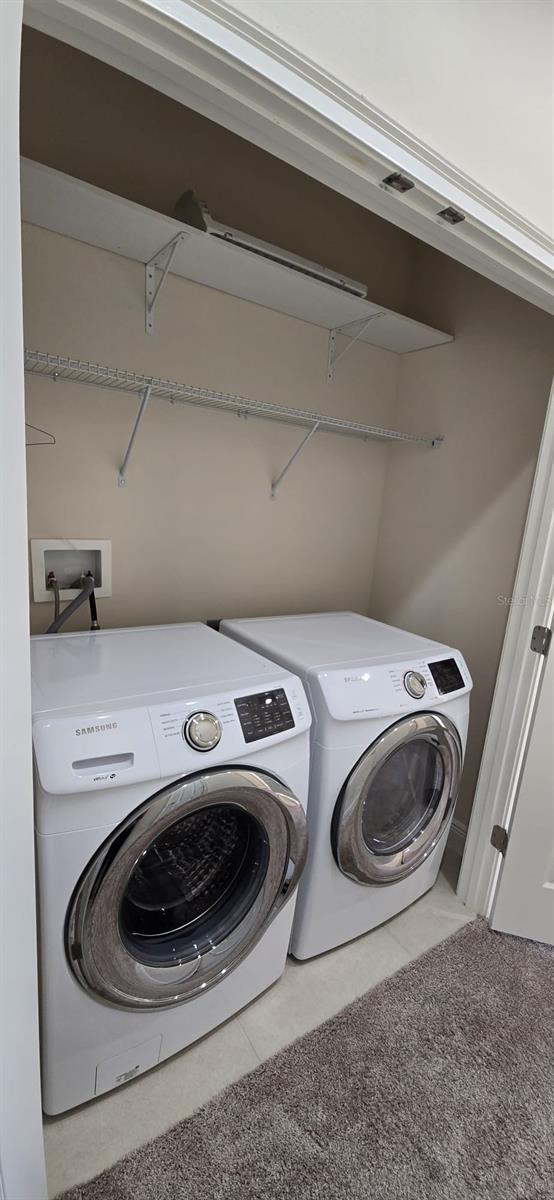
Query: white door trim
[[490, 631, 554, 942], [0, 4, 47, 1198], [24, 0, 553, 311], [457, 379, 554, 916]]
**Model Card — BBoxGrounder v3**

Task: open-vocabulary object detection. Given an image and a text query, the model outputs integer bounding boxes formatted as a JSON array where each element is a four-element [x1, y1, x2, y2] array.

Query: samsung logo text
[[75, 722, 118, 736]]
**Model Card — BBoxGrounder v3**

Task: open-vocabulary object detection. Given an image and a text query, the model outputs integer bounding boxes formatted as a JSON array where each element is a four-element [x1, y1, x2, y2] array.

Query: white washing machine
[[221, 612, 472, 959], [31, 622, 311, 1113]]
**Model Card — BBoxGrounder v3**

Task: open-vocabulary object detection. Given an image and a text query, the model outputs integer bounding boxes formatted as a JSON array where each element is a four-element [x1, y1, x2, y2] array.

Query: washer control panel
[[33, 677, 311, 802], [148, 678, 309, 775], [235, 688, 295, 743], [183, 711, 222, 751]]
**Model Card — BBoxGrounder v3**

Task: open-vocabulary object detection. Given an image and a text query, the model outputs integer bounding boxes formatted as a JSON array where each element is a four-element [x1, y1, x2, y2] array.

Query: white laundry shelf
[[24, 349, 443, 494], [20, 158, 453, 356]]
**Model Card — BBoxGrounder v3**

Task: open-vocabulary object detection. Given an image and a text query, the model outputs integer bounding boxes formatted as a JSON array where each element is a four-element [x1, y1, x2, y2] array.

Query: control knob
[[403, 670, 427, 700], [183, 711, 222, 751]]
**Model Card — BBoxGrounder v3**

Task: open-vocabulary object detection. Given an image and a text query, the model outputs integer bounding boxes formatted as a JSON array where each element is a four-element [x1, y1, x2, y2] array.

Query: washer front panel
[[67, 767, 308, 1009], [333, 712, 462, 885]]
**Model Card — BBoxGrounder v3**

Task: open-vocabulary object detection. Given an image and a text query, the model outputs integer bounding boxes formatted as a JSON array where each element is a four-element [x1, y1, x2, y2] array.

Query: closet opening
[[20, 23, 553, 926]]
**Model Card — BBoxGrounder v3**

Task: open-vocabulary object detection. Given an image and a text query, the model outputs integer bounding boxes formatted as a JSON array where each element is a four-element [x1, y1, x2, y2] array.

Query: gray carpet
[[61, 920, 554, 1200]]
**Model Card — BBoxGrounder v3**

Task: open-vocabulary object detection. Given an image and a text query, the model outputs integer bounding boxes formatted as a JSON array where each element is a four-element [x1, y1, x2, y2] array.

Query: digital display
[[235, 689, 295, 743], [428, 658, 465, 695]]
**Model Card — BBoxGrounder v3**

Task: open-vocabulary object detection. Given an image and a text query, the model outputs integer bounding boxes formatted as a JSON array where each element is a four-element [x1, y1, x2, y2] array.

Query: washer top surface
[[31, 622, 287, 716], [222, 612, 450, 675]]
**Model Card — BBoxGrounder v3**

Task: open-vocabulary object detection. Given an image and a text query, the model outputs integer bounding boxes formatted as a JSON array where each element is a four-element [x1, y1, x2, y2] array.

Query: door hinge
[[530, 625, 552, 656], [491, 824, 509, 856]]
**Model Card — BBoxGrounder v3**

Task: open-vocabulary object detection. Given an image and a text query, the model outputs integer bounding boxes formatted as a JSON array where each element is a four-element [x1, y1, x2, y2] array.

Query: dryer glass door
[[67, 767, 307, 1009], [333, 712, 462, 885]]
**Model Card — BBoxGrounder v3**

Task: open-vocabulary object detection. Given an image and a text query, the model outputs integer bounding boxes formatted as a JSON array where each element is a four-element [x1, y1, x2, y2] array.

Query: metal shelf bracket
[[327, 314, 385, 382], [117, 384, 152, 486], [271, 421, 321, 498], [145, 233, 188, 334]]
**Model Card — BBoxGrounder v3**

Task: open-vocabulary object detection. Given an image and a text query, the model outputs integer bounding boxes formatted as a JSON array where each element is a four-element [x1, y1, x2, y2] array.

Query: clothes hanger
[[25, 423, 56, 447]]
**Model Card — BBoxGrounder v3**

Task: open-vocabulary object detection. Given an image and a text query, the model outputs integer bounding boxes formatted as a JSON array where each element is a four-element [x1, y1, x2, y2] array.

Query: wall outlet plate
[[30, 539, 112, 603]]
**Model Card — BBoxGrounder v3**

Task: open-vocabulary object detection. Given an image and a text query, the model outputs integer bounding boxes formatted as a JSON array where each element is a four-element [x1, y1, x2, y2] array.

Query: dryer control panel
[[316, 651, 472, 722], [428, 657, 465, 695]]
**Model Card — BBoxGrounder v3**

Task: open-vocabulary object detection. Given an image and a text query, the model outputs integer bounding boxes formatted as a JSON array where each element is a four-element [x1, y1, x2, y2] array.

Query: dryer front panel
[[332, 712, 462, 885], [66, 766, 308, 1008]]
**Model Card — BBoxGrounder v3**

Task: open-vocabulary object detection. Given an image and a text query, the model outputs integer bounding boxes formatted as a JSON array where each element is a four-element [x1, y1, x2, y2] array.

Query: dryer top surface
[[221, 612, 452, 675]]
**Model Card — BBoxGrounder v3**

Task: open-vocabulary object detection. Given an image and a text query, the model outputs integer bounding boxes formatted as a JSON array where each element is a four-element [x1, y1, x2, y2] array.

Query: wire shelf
[[24, 349, 442, 448]]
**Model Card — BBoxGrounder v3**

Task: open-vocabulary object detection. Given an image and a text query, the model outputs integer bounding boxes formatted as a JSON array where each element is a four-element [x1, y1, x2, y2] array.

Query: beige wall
[[23, 223, 399, 634], [370, 245, 554, 825], [222, 0, 554, 238]]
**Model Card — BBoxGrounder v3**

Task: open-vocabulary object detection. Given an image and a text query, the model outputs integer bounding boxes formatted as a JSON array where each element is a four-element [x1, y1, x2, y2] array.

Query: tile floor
[[44, 852, 474, 1198]]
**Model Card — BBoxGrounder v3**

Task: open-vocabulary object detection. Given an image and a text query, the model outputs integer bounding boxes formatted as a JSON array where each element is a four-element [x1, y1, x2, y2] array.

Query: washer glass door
[[333, 712, 462, 885], [67, 767, 307, 1009]]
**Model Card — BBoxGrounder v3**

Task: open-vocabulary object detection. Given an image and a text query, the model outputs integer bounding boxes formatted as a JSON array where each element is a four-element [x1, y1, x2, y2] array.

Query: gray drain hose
[[46, 574, 95, 635]]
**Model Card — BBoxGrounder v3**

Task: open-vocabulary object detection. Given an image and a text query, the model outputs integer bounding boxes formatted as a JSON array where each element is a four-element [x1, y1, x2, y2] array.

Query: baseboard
[[447, 818, 467, 859]]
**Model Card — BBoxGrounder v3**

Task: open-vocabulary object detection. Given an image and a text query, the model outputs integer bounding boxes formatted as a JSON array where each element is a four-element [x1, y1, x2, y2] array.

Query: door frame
[[0, 4, 47, 1199], [457, 381, 554, 916], [3, 2, 553, 1194]]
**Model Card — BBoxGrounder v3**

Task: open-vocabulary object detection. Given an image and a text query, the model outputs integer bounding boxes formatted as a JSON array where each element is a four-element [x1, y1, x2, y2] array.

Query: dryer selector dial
[[403, 670, 427, 700], [183, 712, 222, 751]]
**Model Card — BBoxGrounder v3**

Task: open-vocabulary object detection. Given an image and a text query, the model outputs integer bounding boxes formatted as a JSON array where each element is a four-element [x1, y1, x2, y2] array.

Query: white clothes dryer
[[31, 623, 311, 1113], [221, 612, 472, 960]]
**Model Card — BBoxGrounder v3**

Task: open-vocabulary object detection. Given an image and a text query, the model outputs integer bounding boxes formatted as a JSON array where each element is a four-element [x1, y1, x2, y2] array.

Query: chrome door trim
[[334, 712, 462, 886], [67, 767, 307, 1010]]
